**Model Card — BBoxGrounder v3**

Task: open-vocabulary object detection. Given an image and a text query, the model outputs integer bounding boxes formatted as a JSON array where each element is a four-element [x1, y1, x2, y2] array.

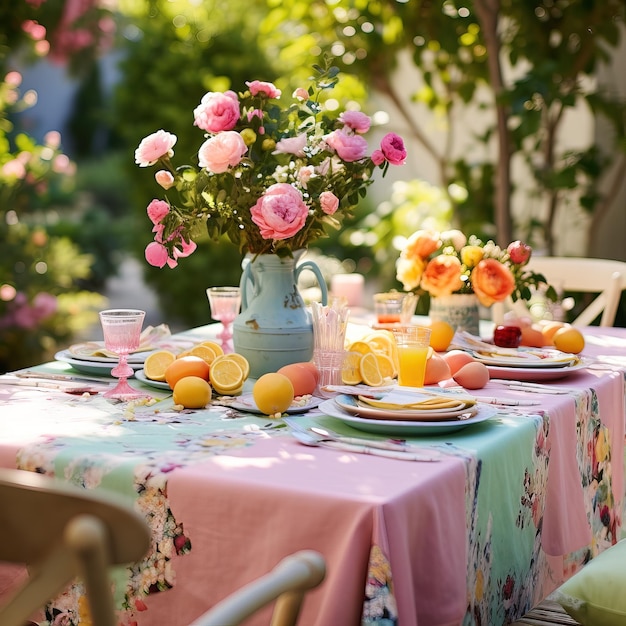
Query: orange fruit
[[539, 321, 566, 346], [252, 373, 294, 416], [173, 376, 212, 409], [200, 340, 224, 357], [359, 352, 384, 386], [165, 356, 210, 390], [224, 353, 250, 379], [143, 350, 176, 381], [520, 325, 545, 348], [209, 355, 245, 393], [277, 363, 317, 396], [189, 344, 217, 365], [428, 320, 455, 352], [553, 327, 585, 354]]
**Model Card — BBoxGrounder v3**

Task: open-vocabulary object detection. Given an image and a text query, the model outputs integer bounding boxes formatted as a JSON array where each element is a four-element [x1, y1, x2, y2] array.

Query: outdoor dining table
[[0, 323, 624, 626]]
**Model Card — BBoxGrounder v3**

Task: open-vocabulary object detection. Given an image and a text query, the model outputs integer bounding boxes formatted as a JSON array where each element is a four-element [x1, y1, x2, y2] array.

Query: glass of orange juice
[[373, 290, 418, 326], [391, 325, 432, 387]]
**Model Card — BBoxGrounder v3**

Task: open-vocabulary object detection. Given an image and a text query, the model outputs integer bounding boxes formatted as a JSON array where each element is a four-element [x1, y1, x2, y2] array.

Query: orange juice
[[396, 344, 429, 387]]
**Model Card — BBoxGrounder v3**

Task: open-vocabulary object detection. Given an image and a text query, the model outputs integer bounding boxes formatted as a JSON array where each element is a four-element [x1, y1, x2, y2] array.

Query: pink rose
[[273, 133, 307, 157], [250, 183, 308, 240], [319, 191, 339, 215], [246, 80, 281, 98], [325, 129, 368, 162], [145, 241, 169, 268], [379, 132, 407, 165], [421, 255, 464, 297], [146, 199, 170, 224], [472, 259, 516, 306], [198, 131, 248, 173], [339, 110, 371, 134], [193, 90, 240, 133], [371, 150, 385, 166], [135, 130, 177, 167], [155, 170, 175, 189], [507, 240, 532, 265]]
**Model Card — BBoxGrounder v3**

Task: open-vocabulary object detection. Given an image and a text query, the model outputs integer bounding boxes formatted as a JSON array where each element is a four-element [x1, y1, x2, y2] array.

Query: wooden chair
[[0, 468, 151, 626], [189, 550, 326, 626], [493, 256, 626, 327]]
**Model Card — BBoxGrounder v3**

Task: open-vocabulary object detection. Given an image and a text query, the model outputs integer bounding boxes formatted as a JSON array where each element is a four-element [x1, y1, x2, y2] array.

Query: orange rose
[[396, 256, 426, 291], [471, 258, 515, 306], [421, 255, 464, 297], [403, 230, 441, 261]]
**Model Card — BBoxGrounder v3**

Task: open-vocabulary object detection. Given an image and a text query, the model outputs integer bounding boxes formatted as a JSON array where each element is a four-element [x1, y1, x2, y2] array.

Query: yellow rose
[[396, 256, 426, 291], [460, 245, 484, 268]]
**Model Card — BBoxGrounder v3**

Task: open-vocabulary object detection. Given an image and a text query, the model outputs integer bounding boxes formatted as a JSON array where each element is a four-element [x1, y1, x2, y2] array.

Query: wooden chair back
[[189, 550, 326, 626], [0, 468, 150, 626]]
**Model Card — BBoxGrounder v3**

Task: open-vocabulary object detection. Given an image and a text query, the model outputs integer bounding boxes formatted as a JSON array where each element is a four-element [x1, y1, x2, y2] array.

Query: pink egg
[[424, 353, 452, 385], [277, 364, 317, 396], [452, 362, 490, 390], [441, 350, 475, 375]]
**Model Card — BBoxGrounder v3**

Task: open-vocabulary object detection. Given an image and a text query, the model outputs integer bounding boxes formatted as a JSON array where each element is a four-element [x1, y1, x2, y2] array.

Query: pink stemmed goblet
[[206, 287, 241, 353], [99, 309, 150, 400]]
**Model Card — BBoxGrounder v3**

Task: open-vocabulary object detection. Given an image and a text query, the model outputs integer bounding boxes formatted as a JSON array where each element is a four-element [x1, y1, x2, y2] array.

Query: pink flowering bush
[[135, 60, 407, 268]]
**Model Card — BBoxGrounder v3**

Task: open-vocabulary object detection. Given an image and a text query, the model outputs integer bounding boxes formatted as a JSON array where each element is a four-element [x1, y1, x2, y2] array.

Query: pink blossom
[[193, 90, 240, 133], [371, 150, 385, 166], [52, 154, 72, 174], [2, 159, 26, 179], [246, 80, 281, 99], [339, 110, 371, 134], [155, 170, 175, 190], [4, 71, 22, 87], [273, 134, 307, 157], [33, 292, 57, 319], [325, 129, 368, 162], [379, 133, 407, 165], [297, 166, 315, 187], [293, 87, 309, 101], [507, 240, 532, 265], [147, 199, 170, 224], [44, 131, 61, 149], [250, 183, 308, 240], [145, 242, 169, 268], [246, 109, 263, 123], [198, 131, 247, 173], [135, 130, 177, 167], [171, 237, 197, 260], [320, 191, 339, 215]]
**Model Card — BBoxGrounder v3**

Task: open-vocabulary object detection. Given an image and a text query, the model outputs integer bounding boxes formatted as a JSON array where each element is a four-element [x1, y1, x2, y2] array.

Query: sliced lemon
[[348, 340, 373, 355], [190, 344, 217, 365], [342, 351, 363, 385], [210, 355, 244, 392], [200, 340, 225, 357], [213, 383, 243, 396], [143, 350, 177, 381], [359, 352, 384, 387], [224, 353, 250, 379], [373, 351, 396, 379]]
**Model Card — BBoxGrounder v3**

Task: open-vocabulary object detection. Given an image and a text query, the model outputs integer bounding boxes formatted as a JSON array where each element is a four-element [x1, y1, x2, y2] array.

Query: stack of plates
[[471, 348, 586, 381], [55, 341, 151, 376], [319, 390, 497, 436]]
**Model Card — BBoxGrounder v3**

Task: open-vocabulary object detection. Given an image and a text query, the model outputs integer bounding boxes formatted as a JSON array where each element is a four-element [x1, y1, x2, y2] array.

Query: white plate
[[55, 350, 143, 376], [135, 369, 171, 390], [227, 393, 324, 415], [318, 400, 497, 436], [66, 342, 149, 364], [473, 348, 578, 368], [334, 394, 477, 421], [485, 360, 589, 381]]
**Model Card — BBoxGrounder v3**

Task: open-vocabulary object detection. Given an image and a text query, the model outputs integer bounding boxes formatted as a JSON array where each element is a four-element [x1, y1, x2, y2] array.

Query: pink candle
[[330, 273, 364, 308]]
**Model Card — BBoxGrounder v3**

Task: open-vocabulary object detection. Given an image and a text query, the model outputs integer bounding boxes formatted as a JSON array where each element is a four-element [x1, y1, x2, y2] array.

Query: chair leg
[[65, 515, 117, 626]]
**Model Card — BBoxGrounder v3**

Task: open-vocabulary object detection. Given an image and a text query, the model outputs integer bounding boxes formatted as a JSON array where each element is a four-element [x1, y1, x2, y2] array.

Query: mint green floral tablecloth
[[0, 329, 624, 626]]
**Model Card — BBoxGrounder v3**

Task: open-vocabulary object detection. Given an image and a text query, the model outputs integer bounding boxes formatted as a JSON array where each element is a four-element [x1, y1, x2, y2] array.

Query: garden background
[[1, 0, 625, 372]]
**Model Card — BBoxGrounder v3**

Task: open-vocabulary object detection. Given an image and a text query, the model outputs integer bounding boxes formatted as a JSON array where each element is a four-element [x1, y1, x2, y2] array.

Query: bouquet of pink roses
[[135, 60, 407, 268], [396, 229, 554, 306]]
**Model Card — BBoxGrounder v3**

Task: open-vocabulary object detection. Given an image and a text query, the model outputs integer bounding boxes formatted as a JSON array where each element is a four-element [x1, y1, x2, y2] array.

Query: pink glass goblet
[[99, 309, 150, 400], [206, 287, 241, 353]]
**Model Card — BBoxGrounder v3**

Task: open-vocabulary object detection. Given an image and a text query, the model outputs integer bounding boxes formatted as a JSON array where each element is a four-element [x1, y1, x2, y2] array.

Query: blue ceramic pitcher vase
[[232, 250, 328, 378]]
